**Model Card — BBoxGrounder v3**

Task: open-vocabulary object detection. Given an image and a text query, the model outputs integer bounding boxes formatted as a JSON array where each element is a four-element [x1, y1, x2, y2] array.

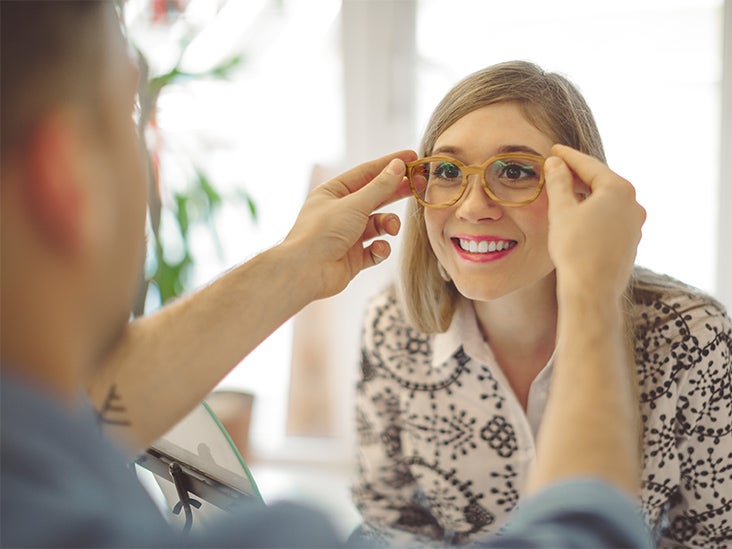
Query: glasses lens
[[410, 159, 463, 206], [485, 156, 543, 203]]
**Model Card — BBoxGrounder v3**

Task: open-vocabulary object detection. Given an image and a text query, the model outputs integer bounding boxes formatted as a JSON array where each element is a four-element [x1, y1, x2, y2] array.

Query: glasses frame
[[406, 153, 547, 208]]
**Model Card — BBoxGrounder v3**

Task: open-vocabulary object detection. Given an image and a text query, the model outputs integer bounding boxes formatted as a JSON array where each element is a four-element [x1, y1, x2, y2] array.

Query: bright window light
[[417, 0, 723, 293]]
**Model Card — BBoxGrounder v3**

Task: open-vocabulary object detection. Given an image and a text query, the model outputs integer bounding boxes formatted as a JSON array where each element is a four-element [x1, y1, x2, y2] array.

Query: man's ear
[[23, 110, 89, 256]]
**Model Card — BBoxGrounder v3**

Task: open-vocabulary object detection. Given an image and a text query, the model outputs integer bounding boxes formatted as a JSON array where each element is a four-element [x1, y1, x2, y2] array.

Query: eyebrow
[[431, 144, 544, 158]]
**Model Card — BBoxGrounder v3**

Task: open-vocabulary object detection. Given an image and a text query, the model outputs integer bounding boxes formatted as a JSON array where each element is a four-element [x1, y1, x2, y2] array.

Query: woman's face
[[424, 102, 556, 303]]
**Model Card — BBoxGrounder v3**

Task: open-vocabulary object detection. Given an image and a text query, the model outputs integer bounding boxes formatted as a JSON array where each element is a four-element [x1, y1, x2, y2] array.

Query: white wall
[[717, 0, 732, 311]]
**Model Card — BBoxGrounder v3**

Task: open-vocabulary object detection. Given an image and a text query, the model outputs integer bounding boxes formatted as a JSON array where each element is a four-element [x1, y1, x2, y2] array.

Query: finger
[[364, 240, 391, 268], [381, 213, 401, 236], [327, 150, 417, 198], [363, 213, 401, 242], [356, 173, 413, 213], [544, 156, 578, 214], [344, 157, 411, 215], [550, 144, 613, 191], [374, 175, 413, 210]]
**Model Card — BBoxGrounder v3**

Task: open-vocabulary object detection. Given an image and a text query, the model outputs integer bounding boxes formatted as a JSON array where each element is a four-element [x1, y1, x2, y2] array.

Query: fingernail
[[386, 215, 400, 235], [372, 242, 388, 261], [386, 158, 405, 176]]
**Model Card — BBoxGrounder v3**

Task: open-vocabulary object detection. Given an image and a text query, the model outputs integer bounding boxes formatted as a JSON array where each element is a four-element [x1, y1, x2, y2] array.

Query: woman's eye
[[495, 161, 536, 180], [433, 162, 461, 180]]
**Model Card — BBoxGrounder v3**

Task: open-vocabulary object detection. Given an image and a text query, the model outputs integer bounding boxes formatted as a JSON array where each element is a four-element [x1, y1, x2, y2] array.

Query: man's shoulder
[[0, 372, 168, 547], [496, 480, 653, 548]]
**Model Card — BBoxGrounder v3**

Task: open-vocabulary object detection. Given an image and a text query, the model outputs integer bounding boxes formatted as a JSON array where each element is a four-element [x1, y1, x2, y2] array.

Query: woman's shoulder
[[630, 266, 729, 322], [362, 282, 432, 346], [363, 283, 413, 326], [630, 266, 731, 375]]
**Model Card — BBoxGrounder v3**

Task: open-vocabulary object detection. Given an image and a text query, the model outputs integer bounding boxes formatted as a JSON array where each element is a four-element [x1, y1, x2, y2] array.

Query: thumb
[[544, 156, 578, 216], [346, 158, 407, 214]]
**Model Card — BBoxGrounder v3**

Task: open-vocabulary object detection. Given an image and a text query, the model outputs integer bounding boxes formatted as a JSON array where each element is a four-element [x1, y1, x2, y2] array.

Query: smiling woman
[[422, 104, 557, 306], [351, 61, 732, 547]]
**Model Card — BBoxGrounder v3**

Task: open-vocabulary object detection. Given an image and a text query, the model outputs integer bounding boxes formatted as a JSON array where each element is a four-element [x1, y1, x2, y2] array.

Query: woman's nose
[[454, 174, 503, 222]]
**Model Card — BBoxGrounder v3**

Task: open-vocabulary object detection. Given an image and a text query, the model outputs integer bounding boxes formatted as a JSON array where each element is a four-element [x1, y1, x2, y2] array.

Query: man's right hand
[[281, 150, 417, 302]]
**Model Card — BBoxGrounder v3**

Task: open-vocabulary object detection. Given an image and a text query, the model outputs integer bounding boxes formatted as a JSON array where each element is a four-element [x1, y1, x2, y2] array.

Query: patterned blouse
[[353, 267, 732, 547]]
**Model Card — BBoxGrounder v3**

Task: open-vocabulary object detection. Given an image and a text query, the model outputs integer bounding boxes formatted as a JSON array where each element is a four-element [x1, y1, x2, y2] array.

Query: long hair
[[400, 60, 606, 333]]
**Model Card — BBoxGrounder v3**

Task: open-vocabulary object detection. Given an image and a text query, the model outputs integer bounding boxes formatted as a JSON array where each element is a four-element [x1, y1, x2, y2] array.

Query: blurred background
[[124, 0, 731, 536]]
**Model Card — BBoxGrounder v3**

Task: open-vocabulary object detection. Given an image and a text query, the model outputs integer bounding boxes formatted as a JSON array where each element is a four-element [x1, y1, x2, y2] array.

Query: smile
[[456, 238, 517, 254]]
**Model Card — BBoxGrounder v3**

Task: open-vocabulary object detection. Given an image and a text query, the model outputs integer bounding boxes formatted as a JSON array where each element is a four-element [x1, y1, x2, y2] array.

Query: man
[[1, 1, 651, 547]]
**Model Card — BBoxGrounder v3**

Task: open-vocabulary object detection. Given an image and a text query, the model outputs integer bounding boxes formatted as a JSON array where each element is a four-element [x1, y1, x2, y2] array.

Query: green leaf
[[154, 253, 193, 304], [210, 55, 246, 79], [234, 189, 258, 222], [246, 194, 258, 221], [148, 67, 182, 95], [195, 170, 223, 210], [174, 194, 190, 238]]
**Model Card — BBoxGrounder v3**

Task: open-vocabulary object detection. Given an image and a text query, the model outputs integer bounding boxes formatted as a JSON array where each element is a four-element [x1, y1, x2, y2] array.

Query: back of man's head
[[1, 1, 108, 162]]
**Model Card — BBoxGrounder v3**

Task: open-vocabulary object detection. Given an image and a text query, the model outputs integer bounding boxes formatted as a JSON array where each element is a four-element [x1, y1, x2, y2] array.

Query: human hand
[[545, 144, 646, 299], [282, 150, 417, 300]]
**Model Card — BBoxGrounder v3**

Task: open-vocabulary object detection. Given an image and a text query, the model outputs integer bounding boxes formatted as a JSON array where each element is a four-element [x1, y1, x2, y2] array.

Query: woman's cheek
[[424, 210, 448, 256]]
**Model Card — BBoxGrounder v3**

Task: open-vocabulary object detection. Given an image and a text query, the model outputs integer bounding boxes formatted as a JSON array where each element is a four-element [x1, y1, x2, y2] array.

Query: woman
[[352, 61, 731, 547]]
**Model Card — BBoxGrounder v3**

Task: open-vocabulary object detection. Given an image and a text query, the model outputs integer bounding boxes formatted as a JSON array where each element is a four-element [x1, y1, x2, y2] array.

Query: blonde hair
[[400, 60, 606, 333]]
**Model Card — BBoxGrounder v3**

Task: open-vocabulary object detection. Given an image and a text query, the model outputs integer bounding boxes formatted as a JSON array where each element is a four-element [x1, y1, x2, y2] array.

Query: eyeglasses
[[406, 153, 546, 208]]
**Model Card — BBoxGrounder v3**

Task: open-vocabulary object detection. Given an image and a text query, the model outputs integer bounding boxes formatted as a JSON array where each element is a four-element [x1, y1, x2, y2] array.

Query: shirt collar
[[432, 296, 487, 366], [431, 296, 557, 375]]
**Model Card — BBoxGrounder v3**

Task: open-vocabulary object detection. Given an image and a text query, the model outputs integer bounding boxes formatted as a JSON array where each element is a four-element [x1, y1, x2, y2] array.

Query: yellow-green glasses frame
[[406, 153, 547, 208]]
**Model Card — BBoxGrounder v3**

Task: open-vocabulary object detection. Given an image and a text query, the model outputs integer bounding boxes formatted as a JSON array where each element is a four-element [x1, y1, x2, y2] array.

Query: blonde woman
[[353, 61, 732, 547]]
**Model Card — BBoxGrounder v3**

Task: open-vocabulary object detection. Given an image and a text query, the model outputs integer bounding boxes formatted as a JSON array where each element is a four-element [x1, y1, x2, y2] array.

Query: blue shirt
[[1, 372, 652, 547]]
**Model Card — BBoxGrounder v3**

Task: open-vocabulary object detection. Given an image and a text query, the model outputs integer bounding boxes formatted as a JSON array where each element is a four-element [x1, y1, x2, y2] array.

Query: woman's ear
[[23, 109, 88, 257]]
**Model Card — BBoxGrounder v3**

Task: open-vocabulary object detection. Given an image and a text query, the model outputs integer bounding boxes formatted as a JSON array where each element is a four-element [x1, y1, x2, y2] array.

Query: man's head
[[1, 1, 147, 398], [2, 2, 105, 155]]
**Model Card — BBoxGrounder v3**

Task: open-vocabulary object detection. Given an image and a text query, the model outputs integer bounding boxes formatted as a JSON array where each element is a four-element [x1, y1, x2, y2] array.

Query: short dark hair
[[1, 1, 109, 159]]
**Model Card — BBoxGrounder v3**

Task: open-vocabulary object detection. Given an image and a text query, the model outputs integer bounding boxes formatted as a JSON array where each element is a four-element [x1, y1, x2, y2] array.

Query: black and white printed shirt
[[353, 268, 732, 547]]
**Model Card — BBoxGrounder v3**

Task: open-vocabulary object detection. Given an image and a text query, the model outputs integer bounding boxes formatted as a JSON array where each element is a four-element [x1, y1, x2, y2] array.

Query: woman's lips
[[451, 236, 517, 262]]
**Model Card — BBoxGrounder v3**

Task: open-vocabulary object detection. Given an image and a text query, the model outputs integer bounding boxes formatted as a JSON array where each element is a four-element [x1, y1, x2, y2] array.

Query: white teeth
[[458, 239, 514, 253]]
